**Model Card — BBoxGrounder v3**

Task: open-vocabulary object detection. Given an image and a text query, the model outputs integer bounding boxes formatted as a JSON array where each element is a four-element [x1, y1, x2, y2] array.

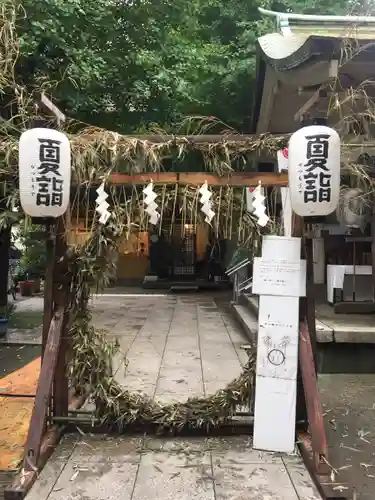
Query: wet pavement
[[25, 293, 322, 499], [27, 434, 321, 500], [0, 297, 43, 346], [90, 293, 249, 403], [3, 292, 375, 498], [0, 298, 42, 378]]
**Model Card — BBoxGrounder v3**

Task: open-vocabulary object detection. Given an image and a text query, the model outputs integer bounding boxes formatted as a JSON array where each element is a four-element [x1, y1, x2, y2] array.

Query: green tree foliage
[[16, 224, 46, 278], [14, 0, 372, 133]]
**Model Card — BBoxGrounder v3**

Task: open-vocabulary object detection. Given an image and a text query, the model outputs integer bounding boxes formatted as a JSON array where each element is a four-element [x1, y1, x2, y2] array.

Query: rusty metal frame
[[299, 320, 328, 473], [298, 321, 349, 499], [298, 432, 349, 500]]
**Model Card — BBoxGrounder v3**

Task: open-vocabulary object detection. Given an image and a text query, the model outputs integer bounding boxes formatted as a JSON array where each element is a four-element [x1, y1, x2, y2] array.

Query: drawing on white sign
[[267, 349, 285, 366], [263, 335, 290, 367]]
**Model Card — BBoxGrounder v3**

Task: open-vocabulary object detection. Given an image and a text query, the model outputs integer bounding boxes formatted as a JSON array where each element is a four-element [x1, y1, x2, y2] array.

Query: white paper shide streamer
[[143, 182, 160, 225], [95, 183, 111, 225], [199, 182, 215, 224], [252, 183, 269, 227]]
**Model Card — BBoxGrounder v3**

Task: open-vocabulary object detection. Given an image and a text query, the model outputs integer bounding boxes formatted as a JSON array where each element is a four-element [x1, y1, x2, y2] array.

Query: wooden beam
[[111, 134, 285, 144], [256, 69, 279, 134], [108, 172, 288, 187], [294, 88, 323, 122], [38, 93, 66, 125], [22, 307, 64, 472], [276, 60, 338, 89]]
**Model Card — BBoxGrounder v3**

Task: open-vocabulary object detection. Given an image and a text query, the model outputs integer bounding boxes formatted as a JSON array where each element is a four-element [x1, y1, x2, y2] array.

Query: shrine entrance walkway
[[94, 291, 248, 401], [27, 292, 321, 500]]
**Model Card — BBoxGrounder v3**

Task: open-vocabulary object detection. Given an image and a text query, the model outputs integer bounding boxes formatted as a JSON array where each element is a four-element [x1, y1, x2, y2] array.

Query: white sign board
[[254, 376, 297, 453], [253, 235, 301, 454], [262, 235, 301, 261], [19, 128, 71, 218], [253, 257, 306, 297], [257, 295, 299, 380]]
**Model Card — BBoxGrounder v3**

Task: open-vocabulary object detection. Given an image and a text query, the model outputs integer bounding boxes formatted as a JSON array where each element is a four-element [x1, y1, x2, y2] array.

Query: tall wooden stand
[[5, 216, 71, 500]]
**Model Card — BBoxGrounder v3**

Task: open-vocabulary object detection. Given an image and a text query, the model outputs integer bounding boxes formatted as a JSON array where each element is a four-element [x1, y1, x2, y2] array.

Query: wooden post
[[22, 308, 65, 472], [38, 94, 66, 361], [292, 214, 308, 426], [0, 227, 11, 311], [371, 212, 375, 303], [304, 230, 318, 367], [295, 219, 328, 473], [52, 216, 70, 418], [42, 223, 56, 358]]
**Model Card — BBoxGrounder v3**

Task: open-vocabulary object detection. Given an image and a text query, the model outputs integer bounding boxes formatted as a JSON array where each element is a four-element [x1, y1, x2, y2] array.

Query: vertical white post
[[280, 187, 292, 237], [277, 150, 292, 237], [252, 235, 306, 453]]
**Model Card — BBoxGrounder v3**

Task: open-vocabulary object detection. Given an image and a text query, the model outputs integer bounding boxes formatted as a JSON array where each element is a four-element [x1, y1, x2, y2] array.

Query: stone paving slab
[[27, 434, 322, 500], [132, 451, 213, 500], [0, 328, 42, 345], [0, 297, 44, 346]]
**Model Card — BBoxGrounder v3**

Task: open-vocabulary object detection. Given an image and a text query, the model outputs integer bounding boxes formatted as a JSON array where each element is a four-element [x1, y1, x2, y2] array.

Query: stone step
[[169, 285, 199, 292], [231, 304, 258, 343], [242, 294, 333, 344], [236, 294, 375, 373], [242, 294, 259, 315]]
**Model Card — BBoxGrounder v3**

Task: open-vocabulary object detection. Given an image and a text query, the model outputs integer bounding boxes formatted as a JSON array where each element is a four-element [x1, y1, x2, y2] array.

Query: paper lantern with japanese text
[[19, 128, 71, 217], [288, 125, 340, 217]]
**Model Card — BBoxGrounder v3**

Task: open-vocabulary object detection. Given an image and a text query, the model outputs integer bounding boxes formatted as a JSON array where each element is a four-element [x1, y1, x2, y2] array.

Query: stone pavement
[[26, 292, 322, 499], [0, 297, 44, 346], [90, 293, 249, 403], [28, 434, 321, 500]]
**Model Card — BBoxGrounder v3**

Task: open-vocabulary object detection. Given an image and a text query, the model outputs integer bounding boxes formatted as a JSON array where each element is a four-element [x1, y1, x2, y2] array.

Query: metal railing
[[226, 258, 252, 303]]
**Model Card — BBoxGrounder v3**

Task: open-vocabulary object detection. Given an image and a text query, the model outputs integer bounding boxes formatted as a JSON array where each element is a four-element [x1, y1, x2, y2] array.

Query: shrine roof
[[250, 8, 375, 133], [256, 7, 375, 73]]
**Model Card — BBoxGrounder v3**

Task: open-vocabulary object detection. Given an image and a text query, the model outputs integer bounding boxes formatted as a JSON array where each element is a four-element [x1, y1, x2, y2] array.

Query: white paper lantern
[[288, 125, 340, 217], [19, 128, 71, 218]]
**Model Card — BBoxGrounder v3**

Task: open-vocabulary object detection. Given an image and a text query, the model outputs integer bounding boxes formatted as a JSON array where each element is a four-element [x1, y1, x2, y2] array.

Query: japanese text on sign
[[298, 134, 331, 204], [32, 138, 64, 208], [252, 257, 305, 297]]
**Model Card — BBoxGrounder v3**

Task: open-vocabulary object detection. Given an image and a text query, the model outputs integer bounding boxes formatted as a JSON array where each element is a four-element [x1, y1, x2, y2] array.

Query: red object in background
[[19, 280, 34, 297], [282, 147, 288, 159]]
